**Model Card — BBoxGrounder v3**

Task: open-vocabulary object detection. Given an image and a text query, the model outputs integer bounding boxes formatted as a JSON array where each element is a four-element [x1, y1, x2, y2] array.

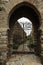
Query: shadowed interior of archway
[[9, 4, 40, 28], [8, 2, 41, 56]]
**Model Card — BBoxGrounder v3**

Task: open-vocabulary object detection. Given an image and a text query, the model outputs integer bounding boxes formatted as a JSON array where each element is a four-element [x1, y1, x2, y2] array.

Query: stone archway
[[8, 2, 41, 57]]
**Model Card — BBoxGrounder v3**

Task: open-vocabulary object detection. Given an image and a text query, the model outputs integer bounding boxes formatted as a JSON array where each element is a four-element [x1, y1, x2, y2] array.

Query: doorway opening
[[12, 17, 33, 52], [8, 2, 41, 55]]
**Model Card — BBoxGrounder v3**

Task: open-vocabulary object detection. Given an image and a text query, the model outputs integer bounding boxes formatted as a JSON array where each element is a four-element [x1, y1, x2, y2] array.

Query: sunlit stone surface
[[6, 54, 42, 65]]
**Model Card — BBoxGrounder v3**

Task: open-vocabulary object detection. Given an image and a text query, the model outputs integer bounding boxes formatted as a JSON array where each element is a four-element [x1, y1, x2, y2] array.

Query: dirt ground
[[6, 54, 42, 65]]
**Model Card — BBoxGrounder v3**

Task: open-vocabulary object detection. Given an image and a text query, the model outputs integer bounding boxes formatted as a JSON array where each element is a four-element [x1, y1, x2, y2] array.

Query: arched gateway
[[7, 2, 41, 57]]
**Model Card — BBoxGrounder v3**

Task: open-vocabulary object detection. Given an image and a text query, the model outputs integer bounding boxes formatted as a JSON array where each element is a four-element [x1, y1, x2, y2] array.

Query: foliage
[[13, 35, 23, 49], [27, 35, 34, 48]]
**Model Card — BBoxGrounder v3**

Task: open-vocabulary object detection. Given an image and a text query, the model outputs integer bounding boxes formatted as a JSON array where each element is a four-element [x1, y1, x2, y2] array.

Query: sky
[[17, 17, 32, 36]]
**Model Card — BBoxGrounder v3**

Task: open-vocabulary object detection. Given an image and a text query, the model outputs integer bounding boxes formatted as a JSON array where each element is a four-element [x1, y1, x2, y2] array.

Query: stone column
[[0, 28, 8, 65], [7, 28, 14, 58], [40, 20, 43, 65]]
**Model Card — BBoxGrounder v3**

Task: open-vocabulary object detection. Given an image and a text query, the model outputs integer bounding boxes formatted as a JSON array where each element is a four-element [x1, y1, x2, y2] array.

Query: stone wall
[[0, 0, 43, 65]]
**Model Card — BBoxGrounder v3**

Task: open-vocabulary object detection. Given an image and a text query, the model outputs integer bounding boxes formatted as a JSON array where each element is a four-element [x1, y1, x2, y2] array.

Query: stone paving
[[6, 54, 42, 65]]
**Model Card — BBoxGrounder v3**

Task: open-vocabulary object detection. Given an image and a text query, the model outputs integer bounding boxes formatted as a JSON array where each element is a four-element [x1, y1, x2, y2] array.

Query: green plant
[[27, 36, 34, 48], [13, 36, 23, 49]]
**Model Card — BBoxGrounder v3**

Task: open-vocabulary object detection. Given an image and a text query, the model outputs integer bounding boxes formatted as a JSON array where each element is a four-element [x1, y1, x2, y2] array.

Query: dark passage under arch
[[8, 2, 41, 55]]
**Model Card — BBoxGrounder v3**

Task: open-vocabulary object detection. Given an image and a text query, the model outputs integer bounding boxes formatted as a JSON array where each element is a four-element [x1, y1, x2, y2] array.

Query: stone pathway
[[6, 54, 42, 65]]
